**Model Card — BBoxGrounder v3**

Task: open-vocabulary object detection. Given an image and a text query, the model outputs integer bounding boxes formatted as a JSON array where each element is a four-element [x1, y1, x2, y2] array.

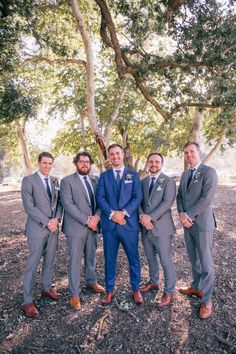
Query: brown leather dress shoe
[[158, 293, 174, 307], [70, 296, 81, 310], [133, 290, 144, 304], [41, 289, 62, 300], [178, 287, 202, 298], [102, 291, 114, 305], [23, 303, 39, 318], [199, 302, 212, 319], [140, 282, 159, 292], [87, 283, 105, 293]]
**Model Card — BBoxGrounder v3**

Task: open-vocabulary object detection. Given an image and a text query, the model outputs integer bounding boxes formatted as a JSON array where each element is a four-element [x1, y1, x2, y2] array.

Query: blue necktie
[[83, 176, 95, 215], [149, 177, 155, 196], [187, 168, 195, 189], [44, 177, 52, 201], [115, 170, 121, 194]]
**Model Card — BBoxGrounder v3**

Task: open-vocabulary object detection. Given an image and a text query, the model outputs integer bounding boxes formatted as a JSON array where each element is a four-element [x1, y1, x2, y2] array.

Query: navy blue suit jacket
[[96, 168, 143, 232]]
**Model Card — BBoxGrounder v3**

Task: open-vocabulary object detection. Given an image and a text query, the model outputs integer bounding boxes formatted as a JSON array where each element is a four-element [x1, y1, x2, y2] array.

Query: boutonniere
[[125, 173, 133, 181], [52, 177, 60, 191], [193, 171, 202, 182], [157, 177, 165, 184]]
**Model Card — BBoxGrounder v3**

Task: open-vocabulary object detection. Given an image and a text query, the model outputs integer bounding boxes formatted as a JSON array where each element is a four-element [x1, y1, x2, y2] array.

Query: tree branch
[[95, 0, 233, 121], [21, 55, 86, 67], [104, 79, 127, 142], [203, 129, 226, 163]]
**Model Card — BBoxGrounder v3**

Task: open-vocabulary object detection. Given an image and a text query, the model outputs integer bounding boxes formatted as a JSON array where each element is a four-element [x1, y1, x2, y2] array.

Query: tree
[[94, 0, 235, 144], [0, 79, 40, 174]]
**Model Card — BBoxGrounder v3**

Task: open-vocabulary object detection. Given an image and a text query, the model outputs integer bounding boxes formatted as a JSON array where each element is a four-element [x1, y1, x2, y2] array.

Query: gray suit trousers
[[184, 224, 214, 303], [142, 232, 176, 294], [23, 232, 58, 304], [66, 230, 98, 295]]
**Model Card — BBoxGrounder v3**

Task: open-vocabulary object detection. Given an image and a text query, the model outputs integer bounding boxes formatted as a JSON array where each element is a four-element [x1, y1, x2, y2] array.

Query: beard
[[76, 167, 91, 175]]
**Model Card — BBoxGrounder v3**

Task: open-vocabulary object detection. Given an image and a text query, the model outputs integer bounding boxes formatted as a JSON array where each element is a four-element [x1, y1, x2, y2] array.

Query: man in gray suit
[[21, 152, 63, 318], [177, 142, 218, 319], [139, 152, 176, 306], [60, 152, 105, 310]]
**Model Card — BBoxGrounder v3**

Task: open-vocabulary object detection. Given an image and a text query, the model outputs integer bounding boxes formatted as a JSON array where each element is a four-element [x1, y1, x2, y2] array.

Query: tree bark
[[203, 129, 226, 163], [184, 109, 203, 170], [72, 0, 107, 161], [188, 109, 203, 142], [104, 80, 127, 144], [16, 121, 32, 175]]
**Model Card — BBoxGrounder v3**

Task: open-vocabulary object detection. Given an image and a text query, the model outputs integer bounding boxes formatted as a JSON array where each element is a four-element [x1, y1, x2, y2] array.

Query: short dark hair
[[147, 152, 164, 164], [108, 143, 123, 152], [183, 141, 200, 150], [73, 151, 94, 164], [38, 152, 54, 162]]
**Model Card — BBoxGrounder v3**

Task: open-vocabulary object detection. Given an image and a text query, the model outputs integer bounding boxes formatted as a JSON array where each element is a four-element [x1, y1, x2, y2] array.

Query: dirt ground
[[0, 185, 235, 354]]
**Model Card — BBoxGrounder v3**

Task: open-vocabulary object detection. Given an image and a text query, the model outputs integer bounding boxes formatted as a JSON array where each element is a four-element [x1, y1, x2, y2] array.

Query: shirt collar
[[149, 171, 162, 180], [112, 165, 125, 176], [38, 171, 50, 180], [189, 161, 201, 171]]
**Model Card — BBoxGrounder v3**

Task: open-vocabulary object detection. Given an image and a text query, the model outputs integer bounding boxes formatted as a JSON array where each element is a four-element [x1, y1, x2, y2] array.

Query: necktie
[[115, 170, 121, 184], [83, 176, 95, 215], [187, 168, 195, 189], [149, 177, 155, 196], [115, 170, 121, 195], [44, 177, 52, 201]]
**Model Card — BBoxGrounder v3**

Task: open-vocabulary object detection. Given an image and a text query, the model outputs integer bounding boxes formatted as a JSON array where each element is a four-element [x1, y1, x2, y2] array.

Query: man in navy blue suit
[[96, 144, 143, 305]]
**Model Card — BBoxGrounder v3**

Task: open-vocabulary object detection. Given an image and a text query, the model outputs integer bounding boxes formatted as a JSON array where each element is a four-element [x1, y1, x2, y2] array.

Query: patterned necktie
[[187, 168, 195, 189], [149, 177, 156, 196], [44, 177, 52, 201], [83, 176, 95, 215]]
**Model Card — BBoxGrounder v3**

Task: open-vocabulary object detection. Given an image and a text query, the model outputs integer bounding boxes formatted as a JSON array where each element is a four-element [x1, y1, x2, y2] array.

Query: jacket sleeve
[[21, 176, 50, 228], [149, 178, 176, 220], [176, 174, 185, 213], [60, 177, 88, 225]]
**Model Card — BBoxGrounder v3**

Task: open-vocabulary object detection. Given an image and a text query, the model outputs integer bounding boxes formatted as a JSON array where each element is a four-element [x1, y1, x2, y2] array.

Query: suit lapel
[[109, 168, 118, 199], [35, 172, 50, 201], [143, 177, 149, 203], [89, 176, 96, 208], [182, 170, 189, 193], [149, 172, 164, 199], [119, 167, 128, 202], [50, 176, 55, 195], [187, 163, 203, 191], [74, 172, 90, 204]]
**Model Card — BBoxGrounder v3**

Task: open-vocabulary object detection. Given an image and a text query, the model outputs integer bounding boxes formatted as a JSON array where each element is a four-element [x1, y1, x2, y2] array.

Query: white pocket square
[[156, 186, 162, 191], [124, 180, 132, 184]]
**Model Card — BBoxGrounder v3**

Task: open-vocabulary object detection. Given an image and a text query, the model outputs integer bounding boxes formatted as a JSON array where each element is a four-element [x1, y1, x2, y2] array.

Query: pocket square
[[124, 180, 132, 184], [156, 186, 162, 191]]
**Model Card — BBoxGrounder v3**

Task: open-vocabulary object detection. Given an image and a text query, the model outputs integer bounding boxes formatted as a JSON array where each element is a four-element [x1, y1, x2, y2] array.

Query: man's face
[[108, 146, 124, 168], [75, 156, 91, 175], [38, 157, 53, 176], [148, 154, 163, 175], [184, 144, 201, 167]]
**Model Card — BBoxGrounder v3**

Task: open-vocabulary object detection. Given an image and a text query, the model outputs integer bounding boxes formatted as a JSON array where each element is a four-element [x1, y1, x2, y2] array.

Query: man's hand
[[179, 212, 193, 228], [112, 211, 126, 225], [140, 214, 153, 230], [48, 218, 59, 233], [87, 215, 100, 232]]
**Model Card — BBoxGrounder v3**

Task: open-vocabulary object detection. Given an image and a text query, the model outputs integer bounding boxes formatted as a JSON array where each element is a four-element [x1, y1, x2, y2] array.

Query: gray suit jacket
[[60, 172, 100, 237], [139, 172, 176, 237], [21, 172, 63, 238], [176, 163, 218, 231]]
